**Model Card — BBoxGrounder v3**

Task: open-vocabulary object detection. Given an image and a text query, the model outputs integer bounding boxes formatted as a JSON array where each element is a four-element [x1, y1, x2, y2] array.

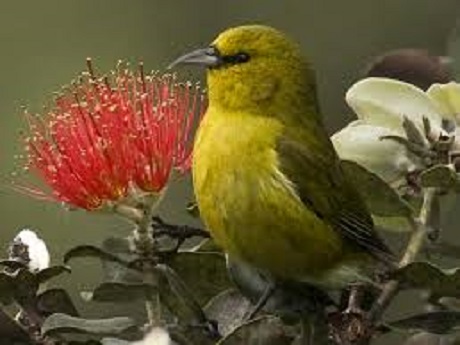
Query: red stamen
[[19, 60, 206, 210]]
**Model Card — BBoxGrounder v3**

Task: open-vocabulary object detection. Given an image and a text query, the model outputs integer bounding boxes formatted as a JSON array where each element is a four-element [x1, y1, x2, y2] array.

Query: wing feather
[[276, 128, 392, 261]]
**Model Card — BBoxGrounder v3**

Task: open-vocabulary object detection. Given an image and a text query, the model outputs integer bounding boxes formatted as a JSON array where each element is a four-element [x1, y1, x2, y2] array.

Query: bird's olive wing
[[276, 133, 392, 261]]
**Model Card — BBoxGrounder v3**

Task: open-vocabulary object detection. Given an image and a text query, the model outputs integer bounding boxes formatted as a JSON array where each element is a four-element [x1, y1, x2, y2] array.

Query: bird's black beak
[[168, 46, 222, 69]]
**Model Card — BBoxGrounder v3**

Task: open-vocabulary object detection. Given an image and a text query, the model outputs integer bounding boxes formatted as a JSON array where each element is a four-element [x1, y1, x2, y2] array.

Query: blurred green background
[[1, 1, 460, 343]]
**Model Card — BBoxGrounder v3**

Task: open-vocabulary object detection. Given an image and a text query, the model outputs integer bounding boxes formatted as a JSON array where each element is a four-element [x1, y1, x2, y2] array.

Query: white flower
[[10, 229, 50, 272], [132, 328, 171, 345], [332, 77, 456, 192]]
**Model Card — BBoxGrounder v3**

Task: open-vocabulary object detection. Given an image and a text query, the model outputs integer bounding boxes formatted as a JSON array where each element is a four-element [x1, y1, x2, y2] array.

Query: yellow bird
[[170, 25, 392, 288]]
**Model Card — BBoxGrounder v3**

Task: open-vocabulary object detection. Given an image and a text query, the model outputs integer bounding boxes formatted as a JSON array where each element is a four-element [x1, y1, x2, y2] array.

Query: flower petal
[[346, 77, 443, 134], [452, 127, 460, 152], [427, 82, 460, 120], [331, 121, 422, 187]]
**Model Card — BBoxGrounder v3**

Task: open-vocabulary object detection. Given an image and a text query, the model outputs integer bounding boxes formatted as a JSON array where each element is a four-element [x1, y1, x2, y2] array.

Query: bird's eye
[[234, 52, 250, 63], [222, 52, 251, 65]]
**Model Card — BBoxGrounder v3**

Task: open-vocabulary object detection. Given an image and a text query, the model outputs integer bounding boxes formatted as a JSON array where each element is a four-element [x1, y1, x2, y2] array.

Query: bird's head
[[170, 25, 317, 114]]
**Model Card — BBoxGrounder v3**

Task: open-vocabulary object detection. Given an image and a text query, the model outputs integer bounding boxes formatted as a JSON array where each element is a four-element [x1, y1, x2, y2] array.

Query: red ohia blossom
[[19, 59, 205, 210]]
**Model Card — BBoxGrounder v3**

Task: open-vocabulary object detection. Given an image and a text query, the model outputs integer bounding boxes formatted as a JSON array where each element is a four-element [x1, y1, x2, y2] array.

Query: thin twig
[[134, 198, 163, 327], [113, 203, 144, 223], [369, 188, 438, 322]]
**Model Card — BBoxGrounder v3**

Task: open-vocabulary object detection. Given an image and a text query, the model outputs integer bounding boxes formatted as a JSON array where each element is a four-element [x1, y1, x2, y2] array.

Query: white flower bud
[[132, 328, 171, 345], [10, 229, 50, 272]]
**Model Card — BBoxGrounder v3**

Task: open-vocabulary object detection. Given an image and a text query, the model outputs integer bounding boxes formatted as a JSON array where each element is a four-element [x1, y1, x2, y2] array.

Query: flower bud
[[133, 327, 171, 345], [9, 229, 50, 272]]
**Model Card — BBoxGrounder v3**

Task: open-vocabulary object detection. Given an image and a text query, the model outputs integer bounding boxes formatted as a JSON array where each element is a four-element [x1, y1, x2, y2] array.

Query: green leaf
[[403, 332, 459, 345], [0, 269, 39, 305], [390, 262, 460, 302], [341, 160, 413, 217], [217, 316, 293, 345], [373, 215, 413, 233], [420, 165, 459, 190], [157, 264, 208, 324], [204, 289, 251, 336], [389, 311, 460, 334], [0, 272, 15, 304], [12, 269, 39, 304], [41, 313, 138, 337], [166, 252, 232, 305], [64, 245, 135, 270], [36, 265, 71, 285], [100, 237, 142, 284], [37, 288, 79, 317], [102, 237, 134, 254], [81, 282, 156, 303], [0, 260, 27, 271], [0, 308, 28, 341]]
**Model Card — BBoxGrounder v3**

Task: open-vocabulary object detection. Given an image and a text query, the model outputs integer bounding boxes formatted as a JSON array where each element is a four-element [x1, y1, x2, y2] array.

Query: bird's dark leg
[[243, 282, 276, 321]]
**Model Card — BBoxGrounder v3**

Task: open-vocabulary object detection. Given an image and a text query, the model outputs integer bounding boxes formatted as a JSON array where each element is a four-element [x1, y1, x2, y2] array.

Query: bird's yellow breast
[[192, 107, 345, 280]]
